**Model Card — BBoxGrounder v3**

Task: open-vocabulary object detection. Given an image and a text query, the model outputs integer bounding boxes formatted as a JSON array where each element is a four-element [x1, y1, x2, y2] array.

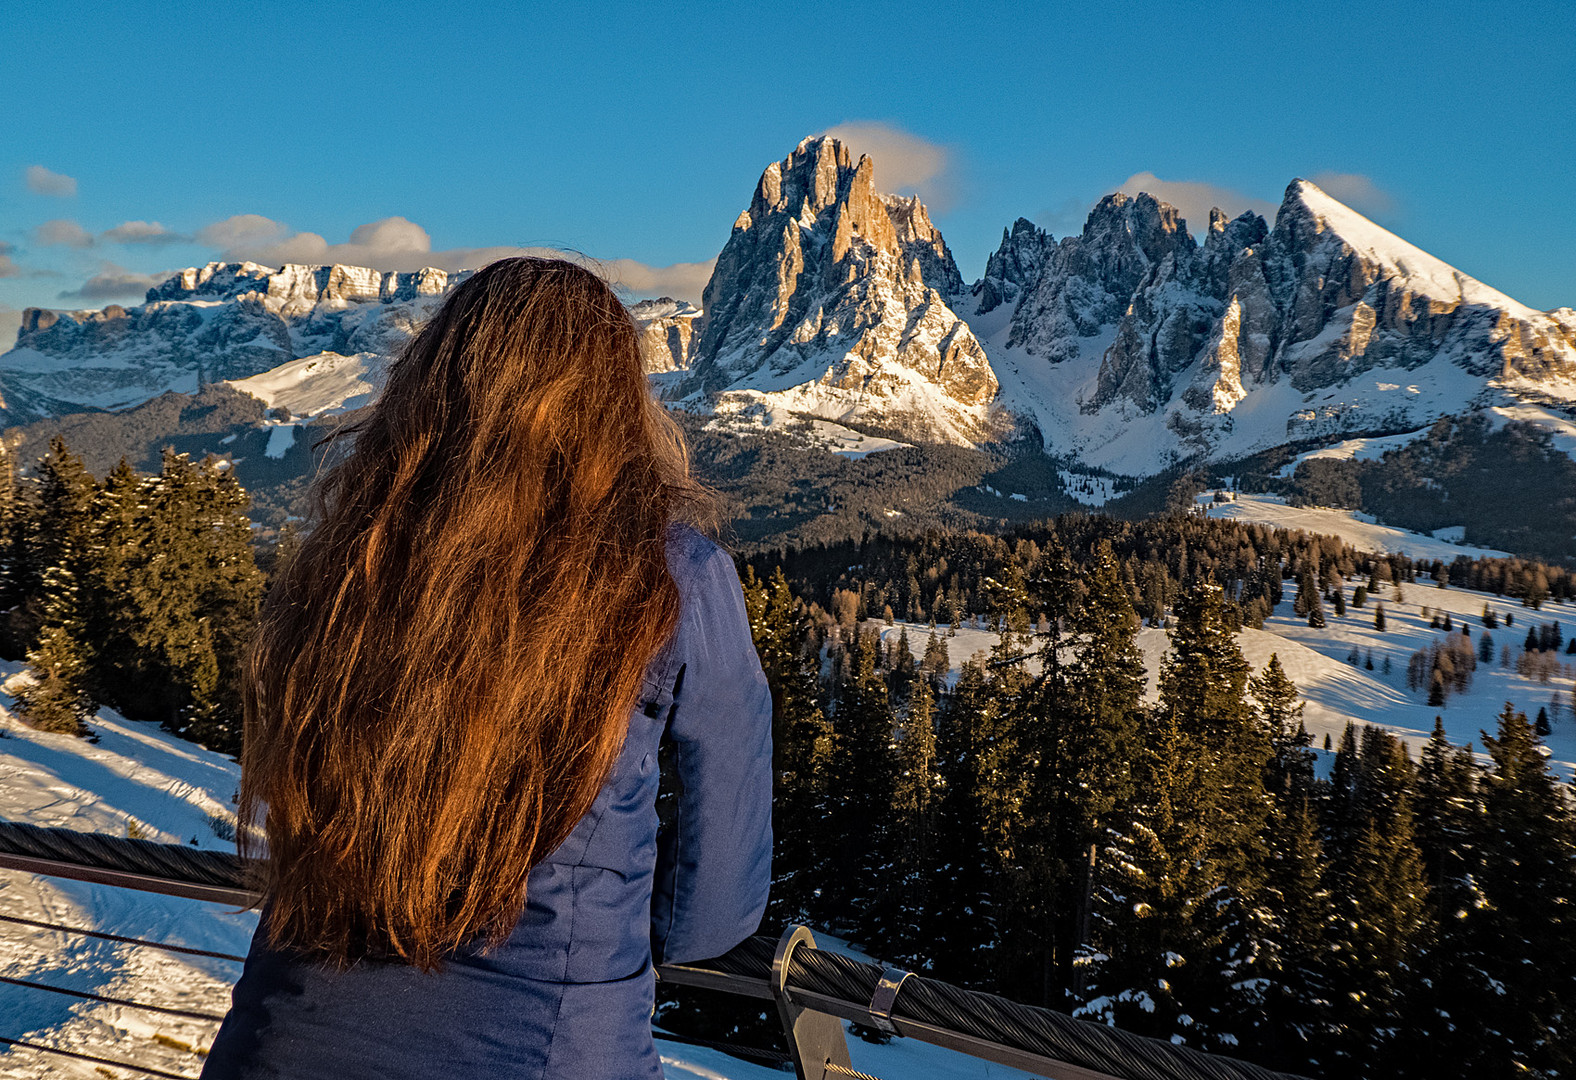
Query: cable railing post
[[771, 924, 852, 1080]]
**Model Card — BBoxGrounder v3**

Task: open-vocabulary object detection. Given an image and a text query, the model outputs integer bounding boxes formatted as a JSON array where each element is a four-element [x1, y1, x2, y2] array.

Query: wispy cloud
[[35, 219, 95, 248], [36, 218, 191, 248], [103, 220, 187, 245], [820, 121, 960, 213], [0, 305, 21, 345], [0, 242, 18, 279], [1116, 172, 1278, 232], [1308, 171, 1396, 218], [57, 263, 169, 302], [196, 214, 716, 302], [26, 165, 77, 197]]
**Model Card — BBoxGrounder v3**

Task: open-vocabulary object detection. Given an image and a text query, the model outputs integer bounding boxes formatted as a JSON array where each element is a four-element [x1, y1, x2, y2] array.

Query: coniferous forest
[[2, 437, 1573, 1078]]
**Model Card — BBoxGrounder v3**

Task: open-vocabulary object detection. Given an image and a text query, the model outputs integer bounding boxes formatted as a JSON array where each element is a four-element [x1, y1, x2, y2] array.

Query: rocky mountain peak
[[678, 137, 1000, 445], [973, 218, 1055, 316]]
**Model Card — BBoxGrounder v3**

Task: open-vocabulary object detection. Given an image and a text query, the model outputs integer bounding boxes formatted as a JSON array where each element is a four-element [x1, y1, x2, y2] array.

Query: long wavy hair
[[241, 257, 710, 969]]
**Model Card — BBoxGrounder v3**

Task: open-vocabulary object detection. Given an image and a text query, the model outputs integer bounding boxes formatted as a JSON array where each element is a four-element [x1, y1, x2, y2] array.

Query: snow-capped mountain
[[4, 144, 1574, 482], [0, 262, 462, 425], [668, 136, 1004, 446], [978, 179, 1576, 474]]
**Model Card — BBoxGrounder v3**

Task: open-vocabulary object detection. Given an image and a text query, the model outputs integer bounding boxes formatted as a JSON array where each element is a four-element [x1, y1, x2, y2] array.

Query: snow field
[[1198, 492, 1511, 562], [879, 575, 1574, 781]]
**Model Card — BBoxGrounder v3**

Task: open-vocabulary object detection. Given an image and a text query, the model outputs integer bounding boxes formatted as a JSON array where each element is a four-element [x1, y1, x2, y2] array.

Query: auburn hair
[[240, 256, 710, 969]]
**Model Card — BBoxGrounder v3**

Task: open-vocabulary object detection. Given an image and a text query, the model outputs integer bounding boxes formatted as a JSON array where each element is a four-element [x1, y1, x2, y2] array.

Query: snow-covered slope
[[974, 179, 1576, 475], [883, 574, 1575, 784], [5, 149, 1574, 489], [1198, 492, 1512, 561]]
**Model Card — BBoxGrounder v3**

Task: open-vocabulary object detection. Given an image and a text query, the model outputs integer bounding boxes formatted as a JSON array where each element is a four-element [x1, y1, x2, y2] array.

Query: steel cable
[[0, 911, 247, 962], [0, 973, 227, 1022], [0, 820, 1314, 1080], [0, 1035, 198, 1079]]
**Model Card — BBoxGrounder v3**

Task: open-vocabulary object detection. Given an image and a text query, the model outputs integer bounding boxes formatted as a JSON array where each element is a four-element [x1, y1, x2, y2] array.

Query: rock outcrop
[[0, 262, 463, 423], [981, 178, 1576, 470], [679, 137, 1002, 445], [630, 297, 700, 374]]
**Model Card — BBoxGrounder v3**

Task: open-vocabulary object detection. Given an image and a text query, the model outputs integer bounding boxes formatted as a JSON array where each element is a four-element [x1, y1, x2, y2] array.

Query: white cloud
[[103, 220, 187, 245], [26, 165, 77, 197], [196, 214, 716, 302], [58, 263, 168, 302], [0, 242, 18, 279], [819, 121, 959, 212], [0, 305, 21, 344], [1116, 172, 1278, 232], [1308, 171, 1396, 217], [35, 218, 95, 248], [595, 258, 717, 303]]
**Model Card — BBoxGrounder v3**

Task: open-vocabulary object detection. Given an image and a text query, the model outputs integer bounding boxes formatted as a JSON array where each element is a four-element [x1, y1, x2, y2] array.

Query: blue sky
[[2, 0, 1572, 339]]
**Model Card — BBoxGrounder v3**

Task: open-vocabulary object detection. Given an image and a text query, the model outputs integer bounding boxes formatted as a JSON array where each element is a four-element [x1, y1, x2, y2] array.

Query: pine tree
[[1014, 540, 1144, 1006], [95, 451, 263, 751], [920, 629, 950, 687], [1374, 604, 1387, 631], [1250, 655, 1331, 1067], [826, 627, 899, 935], [14, 437, 99, 734], [929, 659, 1002, 985], [886, 677, 939, 965], [1080, 583, 1272, 1051], [1452, 704, 1576, 1077], [1323, 726, 1431, 1071], [744, 567, 836, 924], [13, 623, 95, 734]]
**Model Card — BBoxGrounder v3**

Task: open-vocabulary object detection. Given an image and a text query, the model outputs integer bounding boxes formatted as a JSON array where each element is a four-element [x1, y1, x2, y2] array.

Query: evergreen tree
[[1374, 604, 1387, 631], [1014, 540, 1143, 1006], [826, 627, 899, 935], [96, 450, 263, 751], [13, 623, 95, 734], [1454, 703, 1576, 1077], [1081, 583, 1272, 1051], [743, 567, 836, 923], [1250, 655, 1331, 1068], [929, 659, 1002, 985], [886, 677, 939, 965], [1323, 726, 1431, 1071], [14, 437, 99, 734]]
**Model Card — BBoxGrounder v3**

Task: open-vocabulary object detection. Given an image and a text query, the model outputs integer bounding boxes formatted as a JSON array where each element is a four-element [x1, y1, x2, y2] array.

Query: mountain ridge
[[4, 144, 1574, 490]]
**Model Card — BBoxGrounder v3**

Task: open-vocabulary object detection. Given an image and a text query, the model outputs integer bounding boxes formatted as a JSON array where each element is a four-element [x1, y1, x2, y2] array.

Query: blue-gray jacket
[[202, 527, 774, 1079]]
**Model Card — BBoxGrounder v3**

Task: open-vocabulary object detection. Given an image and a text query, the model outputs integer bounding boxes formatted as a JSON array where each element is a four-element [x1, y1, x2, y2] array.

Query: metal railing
[[0, 821, 1310, 1080]]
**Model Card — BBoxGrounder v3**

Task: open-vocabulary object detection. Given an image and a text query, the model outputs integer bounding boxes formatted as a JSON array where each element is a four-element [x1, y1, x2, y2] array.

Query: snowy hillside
[[882, 573, 1575, 782], [1197, 492, 1512, 561]]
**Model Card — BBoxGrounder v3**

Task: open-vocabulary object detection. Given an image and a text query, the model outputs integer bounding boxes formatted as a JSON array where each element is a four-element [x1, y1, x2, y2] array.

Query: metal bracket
[[868, 966, 913, 1035], [771, 925, 853, 1080]]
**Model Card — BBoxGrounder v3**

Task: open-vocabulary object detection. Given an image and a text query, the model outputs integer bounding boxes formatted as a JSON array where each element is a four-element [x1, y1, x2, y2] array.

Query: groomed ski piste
[[2, 503, 1572, 1077]]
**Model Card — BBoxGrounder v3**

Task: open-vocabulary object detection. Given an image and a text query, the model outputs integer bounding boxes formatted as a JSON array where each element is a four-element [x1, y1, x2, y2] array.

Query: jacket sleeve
[[650, 545, 774, 966]]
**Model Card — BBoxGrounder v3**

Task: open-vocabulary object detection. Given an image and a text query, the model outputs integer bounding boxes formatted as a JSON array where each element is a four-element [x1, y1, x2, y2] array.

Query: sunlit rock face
[[1, 262, 464, 423], [676, 137, 1005, 446], [983, 178, 1576, 470]]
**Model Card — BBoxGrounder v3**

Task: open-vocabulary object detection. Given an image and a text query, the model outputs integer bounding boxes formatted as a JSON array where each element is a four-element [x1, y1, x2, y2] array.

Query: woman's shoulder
[[664, 522, 732, 591]]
